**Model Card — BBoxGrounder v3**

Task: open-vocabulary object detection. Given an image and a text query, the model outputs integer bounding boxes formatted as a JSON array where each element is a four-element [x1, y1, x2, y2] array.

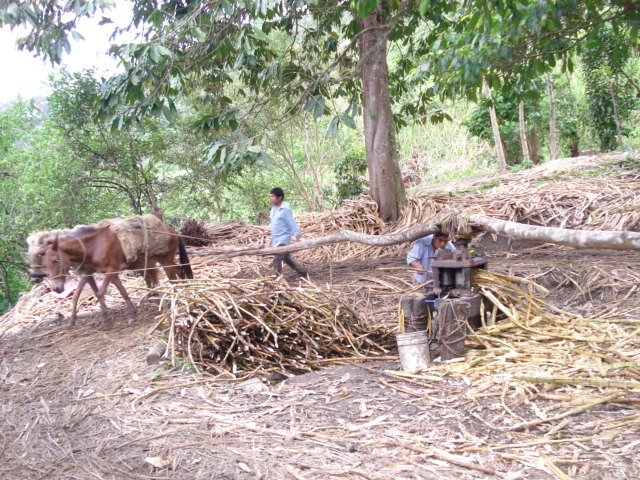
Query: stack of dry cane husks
[[203, 220, 270, 246], [466, 270, 640, 390], [154, 277, 393, 376], [404, 177, 640, 232]]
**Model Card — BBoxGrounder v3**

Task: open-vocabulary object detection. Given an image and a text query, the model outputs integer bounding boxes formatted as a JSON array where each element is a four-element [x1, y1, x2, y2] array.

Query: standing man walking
[[258, 188, 309, 277]]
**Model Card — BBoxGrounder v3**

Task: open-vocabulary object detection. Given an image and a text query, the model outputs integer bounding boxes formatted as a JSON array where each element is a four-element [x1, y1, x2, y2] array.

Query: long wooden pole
[[206, 214, 640, 259]]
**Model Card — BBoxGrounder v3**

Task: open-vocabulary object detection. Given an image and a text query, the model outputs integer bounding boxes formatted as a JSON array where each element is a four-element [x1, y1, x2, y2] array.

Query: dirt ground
[[2, 154, 640, 479]]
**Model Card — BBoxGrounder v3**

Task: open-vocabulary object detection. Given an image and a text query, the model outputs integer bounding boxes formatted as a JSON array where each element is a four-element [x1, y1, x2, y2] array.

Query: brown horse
[[39, 221, 193, 328]]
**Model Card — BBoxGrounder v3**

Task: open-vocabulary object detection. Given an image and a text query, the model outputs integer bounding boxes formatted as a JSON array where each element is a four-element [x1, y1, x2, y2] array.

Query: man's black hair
[[270, 187, 285, 199], [434, 231, 449, 239]]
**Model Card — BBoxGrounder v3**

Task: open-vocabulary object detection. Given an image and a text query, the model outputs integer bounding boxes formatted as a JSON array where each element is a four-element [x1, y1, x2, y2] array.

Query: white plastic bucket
[[396, 331, 430, 372]]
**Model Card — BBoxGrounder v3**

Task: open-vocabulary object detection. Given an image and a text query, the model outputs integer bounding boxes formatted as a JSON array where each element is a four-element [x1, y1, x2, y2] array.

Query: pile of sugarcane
[[203, 220, 270, 246], [458, 270, 640, 396], [404, 177, 640, 232], [154, 278, 393, 376]]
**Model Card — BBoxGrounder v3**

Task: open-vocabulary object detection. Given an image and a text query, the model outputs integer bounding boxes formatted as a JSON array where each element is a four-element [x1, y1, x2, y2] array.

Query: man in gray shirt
[[407, 231, 455, 284], [258, 187, 308, 277]]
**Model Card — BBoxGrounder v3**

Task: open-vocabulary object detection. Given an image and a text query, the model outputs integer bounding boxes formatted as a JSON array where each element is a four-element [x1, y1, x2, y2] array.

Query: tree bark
[[358, 4, 406, 221], [468, 214, 640, 250], [546, 73, 559, 160], [518, 98, 531, 164], [483, 78, 508, 171], [526, 127, 540, 164], [200, 214, 640, 260], [200, 221, 442, 259]]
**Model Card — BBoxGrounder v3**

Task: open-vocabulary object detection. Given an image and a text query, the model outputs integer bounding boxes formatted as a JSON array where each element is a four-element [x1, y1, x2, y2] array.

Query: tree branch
[[196, 214, 640, 259]]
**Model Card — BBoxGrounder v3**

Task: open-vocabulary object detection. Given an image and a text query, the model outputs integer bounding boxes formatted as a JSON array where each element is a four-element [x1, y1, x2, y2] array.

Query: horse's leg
[[144, 260, 159, 288], [68, 275, 88, 326], [86, 275, 110, 322], [162, 264, 181, 281], [158, 252, 181, 282], [94, 273, 117, 329], [109, 274, 137, 326]]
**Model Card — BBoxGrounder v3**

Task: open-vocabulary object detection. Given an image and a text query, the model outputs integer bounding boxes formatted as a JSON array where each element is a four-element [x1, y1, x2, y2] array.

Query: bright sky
[[0, 1, 134, 103]]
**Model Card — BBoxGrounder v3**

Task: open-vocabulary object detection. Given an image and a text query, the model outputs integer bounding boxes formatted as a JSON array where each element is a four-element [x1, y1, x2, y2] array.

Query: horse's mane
[[26, 225, 95, 253], [58, 226, 100, 243]]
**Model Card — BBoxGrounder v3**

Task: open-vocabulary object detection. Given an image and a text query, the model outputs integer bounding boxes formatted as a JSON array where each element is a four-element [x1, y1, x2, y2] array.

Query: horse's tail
[[178, 237, 193, 279]]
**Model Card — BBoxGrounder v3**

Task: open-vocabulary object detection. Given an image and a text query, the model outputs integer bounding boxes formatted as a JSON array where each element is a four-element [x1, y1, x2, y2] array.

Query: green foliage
[[6, 0, 640, 224], [0, 99, 108, 312], [397, 108, 495, 187], [332, 149, 368, 202], [580, 27, 637, 151], [47, 70, 204, 215], [5, 1, 640, 140], [550, 70, 589, 156], [410, 1, 639, 103]]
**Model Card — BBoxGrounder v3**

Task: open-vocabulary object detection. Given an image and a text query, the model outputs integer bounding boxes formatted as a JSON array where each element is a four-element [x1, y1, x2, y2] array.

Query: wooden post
[[438, 299, 467, 361], [438, 294, 484, 361]]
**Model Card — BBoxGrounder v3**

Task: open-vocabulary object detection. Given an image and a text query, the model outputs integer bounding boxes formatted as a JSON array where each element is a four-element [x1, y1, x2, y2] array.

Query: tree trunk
[[608, 79, 624, 149], [483, 78, 508, 171], [518, 98, 532, 164], [358, 4, 406, 222], [527, 127, 540, 164], [546, 73, 559, 160], [468, 214, 640, 250], [303, 119, 326, 210], [0, 263, 11, 308]]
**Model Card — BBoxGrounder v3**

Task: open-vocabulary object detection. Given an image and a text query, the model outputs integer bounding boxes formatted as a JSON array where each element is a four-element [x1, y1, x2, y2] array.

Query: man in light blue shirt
[[258, 187, 308, 276], [407, 232, 456, 284]]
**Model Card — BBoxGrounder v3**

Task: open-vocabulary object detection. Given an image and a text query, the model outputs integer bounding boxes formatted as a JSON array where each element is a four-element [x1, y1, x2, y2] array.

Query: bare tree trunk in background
[[518, 98, 532, 164], [359, 3, 406, 221], [609, 79, 624, 149], [0, 263, 11, 309], [483, 78, 508, 171], [546, 73, 559, 160], [527, 128, 540, 164], [303, 119, 326, 210]]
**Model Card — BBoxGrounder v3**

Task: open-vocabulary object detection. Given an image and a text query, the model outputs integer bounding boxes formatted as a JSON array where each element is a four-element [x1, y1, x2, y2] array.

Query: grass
[[397, 109, 498, 189]]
